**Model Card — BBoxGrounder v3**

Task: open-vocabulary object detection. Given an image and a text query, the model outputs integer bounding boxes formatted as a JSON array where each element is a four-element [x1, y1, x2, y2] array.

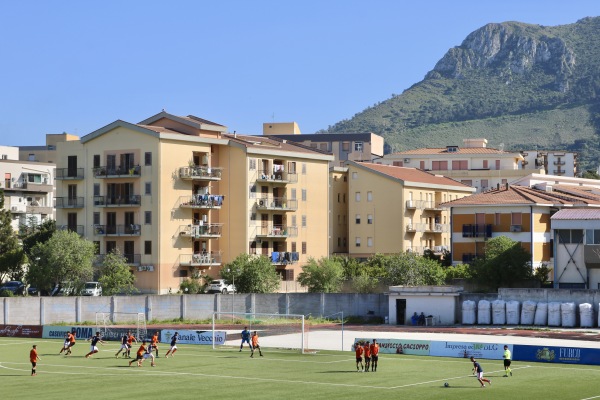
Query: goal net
[[211, 312, 311, 353], [95, 312, 147, 341]]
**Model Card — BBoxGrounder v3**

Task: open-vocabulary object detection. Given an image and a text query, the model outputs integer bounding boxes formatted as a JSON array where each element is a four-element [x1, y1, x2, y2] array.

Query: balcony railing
[[406, 223, 426, 232], [55, 197, 85, 208], [254, 225, 298, 238], [93, 195, 141, 207], [255, 197, 298, 211], [8, 181, 53, 192], [95, 253, 141, 266], [177, 223, 223, 238], [179, 252, 222, 267], [427, 223, 449, 233], [553, 169, 565, 175], [179, 194, 224, 209], [256, 169, 298, 184], [93, 224, 141, 236], [271, 251, 300, 265], [57, 225, 84, 236], [406, 246, 427, 254], [462, 224, 492, 238], [179, 166, 222, 181], [553, 160, 565, 165], [56, 168, 84, 180], [26, 205, 53, 215], [93, 165, 141, 178]]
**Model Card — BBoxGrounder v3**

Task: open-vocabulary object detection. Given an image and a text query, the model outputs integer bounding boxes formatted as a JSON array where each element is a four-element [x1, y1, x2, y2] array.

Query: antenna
[[271, 112, 275, 122]]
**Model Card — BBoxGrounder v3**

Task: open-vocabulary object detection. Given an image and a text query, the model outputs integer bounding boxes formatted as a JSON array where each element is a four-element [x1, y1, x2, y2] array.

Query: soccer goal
[[95, 312, 147, 341], [211, 312, 311, 353]]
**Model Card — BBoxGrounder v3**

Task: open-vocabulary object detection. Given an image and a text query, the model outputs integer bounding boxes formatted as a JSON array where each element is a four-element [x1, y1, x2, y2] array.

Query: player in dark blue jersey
[[85, 332, 105, 358], [240, 327, 252, 352], [115, 331, 130, 358], [165, 332, 179, 358], [470, 357, 491, 388]]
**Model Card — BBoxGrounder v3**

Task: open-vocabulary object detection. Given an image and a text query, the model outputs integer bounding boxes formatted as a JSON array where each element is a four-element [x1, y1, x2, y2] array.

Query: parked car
[[81, 282, 102, 296], [0, 281, 25, 295], [52, 282, 75, 296], [207, 279, 236, 294]]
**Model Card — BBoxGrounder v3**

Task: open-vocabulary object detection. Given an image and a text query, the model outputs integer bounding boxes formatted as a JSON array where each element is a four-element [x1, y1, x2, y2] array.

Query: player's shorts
[[90, 345, 98, 352], [371, 355, 379, 362], [68, 342, 76, 347], [143, 353, 153, 359], [356, 356, 362, 362], [170, 345, 177, 351], [31, 362, 37, 367], [127, 344, 132, 349], [241, 338, 250, 344], [63, 342, 70, 349], [120, 343, 129, 350], [504, 359, 512, 367], [135, 354, 143, 361], [477, 372, 484, 379], [364, 356, 371, 362]]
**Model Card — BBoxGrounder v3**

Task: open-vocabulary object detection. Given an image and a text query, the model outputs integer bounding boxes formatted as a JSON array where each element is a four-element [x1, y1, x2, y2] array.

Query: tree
[[297, 257, 344, 293], [382, 253, 446, 286], [0, 190, 24, 281], [21, 219, 56, 257], [471, 236, 532, 290], [581, 169, 600, 179], [98, 249, 137, 295], [26, 230, 96, 294], [221, 254, 280, 293]]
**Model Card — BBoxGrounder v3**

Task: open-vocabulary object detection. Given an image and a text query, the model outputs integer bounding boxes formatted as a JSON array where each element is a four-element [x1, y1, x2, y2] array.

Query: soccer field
[[1, 337, 600, 400]]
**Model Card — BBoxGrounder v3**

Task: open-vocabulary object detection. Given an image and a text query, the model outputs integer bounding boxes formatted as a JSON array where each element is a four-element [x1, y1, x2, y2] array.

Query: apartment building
[[343, 162, 474, 259], [0, 146, 54, 232], [54, 111, 332, 294], [262, 122, 384, 167], [444, 184, 600, 272], [18, 133, 79, 163], [520, 150, 578, 177], [380, 138, 540, 193]]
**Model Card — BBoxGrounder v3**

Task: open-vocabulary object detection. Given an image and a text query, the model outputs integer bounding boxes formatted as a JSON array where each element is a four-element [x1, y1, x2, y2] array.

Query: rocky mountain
[[325, 17, 600, 170]]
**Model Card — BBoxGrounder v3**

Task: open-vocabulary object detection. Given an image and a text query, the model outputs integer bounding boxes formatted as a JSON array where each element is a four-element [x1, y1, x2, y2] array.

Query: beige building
[[54, 111, 333, 294], [380, 138, 541, 193], [340, 162, 474, 259], [19, 133, 79, 163]]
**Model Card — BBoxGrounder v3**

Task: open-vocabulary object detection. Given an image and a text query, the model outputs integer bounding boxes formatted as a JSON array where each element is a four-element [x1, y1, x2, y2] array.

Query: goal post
[[211, 312, 310, 353], [95, 312, 147, 341]]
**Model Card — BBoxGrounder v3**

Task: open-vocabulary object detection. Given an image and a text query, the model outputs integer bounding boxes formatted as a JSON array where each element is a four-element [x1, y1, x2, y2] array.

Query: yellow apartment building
[[444, 184, 600, 269], [54, 111, 333, 294], [343, 162, 474, 259]]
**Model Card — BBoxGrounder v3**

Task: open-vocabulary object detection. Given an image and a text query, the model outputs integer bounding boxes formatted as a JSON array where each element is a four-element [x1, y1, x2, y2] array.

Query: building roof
[[354, 162, 474, 190], [551, 209, 600, 220], [443, 184, 600, 207], [391, 147, 519, 156], [224, 134, 334, 159], [268, 132, 378, 142]]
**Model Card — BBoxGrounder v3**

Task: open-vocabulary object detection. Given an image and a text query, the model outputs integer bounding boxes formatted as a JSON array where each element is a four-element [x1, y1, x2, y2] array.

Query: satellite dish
[[498, 143, 504, 152]]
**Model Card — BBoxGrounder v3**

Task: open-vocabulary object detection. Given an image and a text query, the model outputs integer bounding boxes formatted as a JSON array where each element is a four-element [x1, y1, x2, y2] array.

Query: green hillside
[[326, 17, 600, 170]]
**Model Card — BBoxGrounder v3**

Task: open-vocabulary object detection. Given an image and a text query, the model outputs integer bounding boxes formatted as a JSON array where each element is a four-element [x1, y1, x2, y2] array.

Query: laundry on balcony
[[271, 251, 299, 264], [191, 194, 224, 207]]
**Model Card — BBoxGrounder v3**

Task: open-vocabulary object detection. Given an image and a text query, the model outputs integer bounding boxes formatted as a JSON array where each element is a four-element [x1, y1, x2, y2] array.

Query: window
[[420, 161, 425, 170], [586, 230, 600, 244], [28, 174, 42, 183], [367, 237, 373, 247], [337, 237, 341, 247], [392, 161, 403, 167], [461, 180, 473, 186], [511, 212, 522, 225], [367, 191, 372, 202], [431, 161, 448, 170], [319, 143, 328, 151], [93, 183, 100, 196], [501, 179, 508, 185], [145, 152, 152, 166], [288, 162, 296, 174], [302, 163, 306, 174], [301, 189, 307, 201], [367, 214, 373, 224], [481, 179, 489, 189], [144, 241, 152, 255], [452, 160, 468, 170], [145, 182, 151, 195], [292, 215, 297, 227], [557, 229, 583, 244], [292, 242, 297, 252], [301, 242, 307, 254], [355, 237, 361, 247], [495, 160, 501, 170], [342, 142, 350, 151], [144, 211, 152, 224], [291, 188, 297, 200], [302, 215, 307, 227], [354, 142, 363, 152], [355, 214, 361, 224], [28, 153, 35, 161], [355, 192, 361, 202], [93, 155, 100, 168], [483, 160, 488, 169], [249, 158, 256, 170], [337, 193, 340, 203], [495, 213, 501, 226], [93, 212, 100, 225], [352, 172, 358, 179]]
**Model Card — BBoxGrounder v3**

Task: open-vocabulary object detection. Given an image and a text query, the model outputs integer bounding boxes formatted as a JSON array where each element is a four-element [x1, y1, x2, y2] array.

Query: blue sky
[[1, 1, 599, 146]]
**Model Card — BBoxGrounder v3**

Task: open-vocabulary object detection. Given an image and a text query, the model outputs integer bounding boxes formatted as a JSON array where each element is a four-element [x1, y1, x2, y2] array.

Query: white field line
[[581, 396, 600, 400]]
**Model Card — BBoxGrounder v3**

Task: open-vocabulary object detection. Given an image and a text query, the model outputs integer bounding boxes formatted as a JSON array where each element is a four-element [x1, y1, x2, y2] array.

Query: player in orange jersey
[[250, 331, 263, 358], [129, 341, 147, 367], [151, 331, 160, 357], [362, 341, 371, 372], [30, 345, 41, 376], [369, 339, 379, 372], [66, 330, 76, 355], [355, 342, 364, 372]]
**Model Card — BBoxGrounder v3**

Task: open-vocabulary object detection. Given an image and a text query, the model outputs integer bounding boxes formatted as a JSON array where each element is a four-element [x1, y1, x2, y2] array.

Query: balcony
[[553, 169, 565, 175], [93, 195, 141, 207], [179, 166, 222, 181], [179, 252, 222, 267], [56, 168, 84, 180], [255, 197, 298, 211], [179, 194, 224, 209], [7, 181, 53, 193], [462, 224, 492, 238], [406, 223, 426, 232], [93, 224, 141, 236], [254, 225, 298, 239], [93, 165, 141, 178], [405, 200, 416, 209], [26, 204, 53, 215], [423, 201, 442, 210], [271, 251, 299, 265], [177, 223, 223, 238], [94, 253, 141, 266], [55, 197, 85, 208], [255, 169, 298, 184], [553, 160, 566, 165], [427, 223, 449, 233], [406, 246, 427, 254], [58, 225, 84, 236]]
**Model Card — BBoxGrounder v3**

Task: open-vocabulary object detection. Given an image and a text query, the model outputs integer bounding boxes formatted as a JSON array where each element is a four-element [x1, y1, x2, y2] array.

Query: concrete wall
[[1, 293, 388, 325]]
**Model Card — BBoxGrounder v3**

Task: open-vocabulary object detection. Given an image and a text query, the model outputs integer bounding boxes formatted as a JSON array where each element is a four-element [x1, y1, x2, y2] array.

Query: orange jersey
[[30, 349, 38, 363], [136, 345, 146, 357], [370, 343, 379, 356], [355, 346, 363, 357], [151, 334, 159, 345], [69, 333, 76, 343], [127, 334, 136, 345], [251, 335, 259, 347], [363, 345, 371, 358]]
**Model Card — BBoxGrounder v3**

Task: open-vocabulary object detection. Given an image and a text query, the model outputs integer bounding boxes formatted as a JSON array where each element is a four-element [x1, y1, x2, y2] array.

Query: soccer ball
[[444, 382, 450, 387]]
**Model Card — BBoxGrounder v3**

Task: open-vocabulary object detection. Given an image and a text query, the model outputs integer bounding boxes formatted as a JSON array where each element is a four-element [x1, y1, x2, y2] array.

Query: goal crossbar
[[95, 312, 147, 341]]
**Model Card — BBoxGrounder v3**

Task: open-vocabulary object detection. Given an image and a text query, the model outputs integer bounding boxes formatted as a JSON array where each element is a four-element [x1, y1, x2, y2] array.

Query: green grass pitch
[[1, 337, 600, 399]]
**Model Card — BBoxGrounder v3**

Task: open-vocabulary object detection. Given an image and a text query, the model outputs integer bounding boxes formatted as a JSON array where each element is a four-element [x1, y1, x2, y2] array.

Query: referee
[[503, 345, 513, 376]]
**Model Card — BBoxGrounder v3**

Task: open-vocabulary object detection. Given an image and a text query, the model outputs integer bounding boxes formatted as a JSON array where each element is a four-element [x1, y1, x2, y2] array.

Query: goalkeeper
[[240, 327, 252, 352]]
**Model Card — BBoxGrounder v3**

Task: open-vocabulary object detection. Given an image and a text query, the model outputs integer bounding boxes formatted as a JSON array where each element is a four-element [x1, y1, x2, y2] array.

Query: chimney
[[505, 183, 509, 190], [497, 183, 500, 190]]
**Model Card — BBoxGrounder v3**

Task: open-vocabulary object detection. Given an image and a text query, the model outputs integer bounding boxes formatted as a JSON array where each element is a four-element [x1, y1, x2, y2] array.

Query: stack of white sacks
[[460, 300, 599, 327]]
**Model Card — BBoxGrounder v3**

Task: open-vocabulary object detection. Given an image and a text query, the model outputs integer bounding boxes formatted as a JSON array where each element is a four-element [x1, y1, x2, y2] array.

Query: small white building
[[388, 285, 463, 325]]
